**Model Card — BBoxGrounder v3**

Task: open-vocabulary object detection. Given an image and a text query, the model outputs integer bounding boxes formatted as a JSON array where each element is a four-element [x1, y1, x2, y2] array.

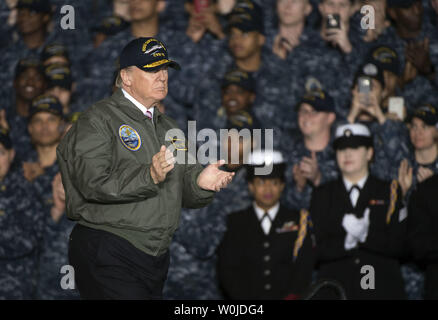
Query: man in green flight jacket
[[57, 37, 234, 299]]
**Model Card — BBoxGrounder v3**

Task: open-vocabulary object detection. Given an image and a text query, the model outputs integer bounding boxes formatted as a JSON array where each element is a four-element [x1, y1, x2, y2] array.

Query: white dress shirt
[[253, 202, 280, 235], [122, 88, 155, 119], [343, 174, 368, 207]]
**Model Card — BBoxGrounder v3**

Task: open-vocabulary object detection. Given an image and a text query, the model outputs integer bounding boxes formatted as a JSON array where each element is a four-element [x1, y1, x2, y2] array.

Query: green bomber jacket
[[57, 89, 214, 256]]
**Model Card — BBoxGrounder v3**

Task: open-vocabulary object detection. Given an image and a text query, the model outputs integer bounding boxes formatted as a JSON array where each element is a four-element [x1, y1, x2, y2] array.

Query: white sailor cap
[[246, 149, 286, 181], [334, 123, 373, 150]]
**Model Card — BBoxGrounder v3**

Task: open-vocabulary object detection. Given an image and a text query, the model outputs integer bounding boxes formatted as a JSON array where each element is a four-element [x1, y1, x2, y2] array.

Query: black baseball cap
[[409, 104, 438, 127], [44, 63, 73, 90], [16, 0, 52, 13], [15, 58, 44, 79], [0, 128, 12, 150], [29, 94, 63, 120], [227, 0, 264, 34], [298, 89, 335, 113], [366, 45, 400, 76], [41, 43, 70, 63], [222, 69, 255, 92], [119, 37, 180, 72], [92, 15, 129, 36]]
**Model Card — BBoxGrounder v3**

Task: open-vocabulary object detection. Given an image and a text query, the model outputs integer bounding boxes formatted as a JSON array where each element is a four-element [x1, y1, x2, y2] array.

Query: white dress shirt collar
[[343, 174, 368, 192], [253, 202, 280, 222], [121, 88, 155, 118]]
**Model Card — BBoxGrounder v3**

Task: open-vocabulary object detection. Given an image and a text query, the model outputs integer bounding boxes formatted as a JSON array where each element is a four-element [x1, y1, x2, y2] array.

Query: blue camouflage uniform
[[32, 163, 79, 300], [0, 165, 47, 299], [285, 25, 368, 123], [367, 119, 411, 182], [282, 132, 339, 211]]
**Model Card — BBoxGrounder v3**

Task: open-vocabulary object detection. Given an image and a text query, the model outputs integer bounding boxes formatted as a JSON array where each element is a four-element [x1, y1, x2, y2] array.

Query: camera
[[357, 76, 372, 94], [326, 14, 341, 29]]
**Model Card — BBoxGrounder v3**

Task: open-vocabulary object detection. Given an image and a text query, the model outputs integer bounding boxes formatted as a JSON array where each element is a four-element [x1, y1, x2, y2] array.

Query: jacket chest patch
[[119, 125, 142, 151]]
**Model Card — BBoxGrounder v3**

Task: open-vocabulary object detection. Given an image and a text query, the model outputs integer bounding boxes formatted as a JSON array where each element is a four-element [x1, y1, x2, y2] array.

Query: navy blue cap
[[387, 0, 419, 8], [16, 0, 51, 13], [409, 103, 438, 127], [355, 62, 385, 89], [227, 0, 264, 34], [299, 89, 335, 113], [29, 95, 63, 120], [119, 37, 180, 72], [41, 43, 70, 63], [366, 45, 400, 75], [45, 63, 73, 90], [92, 15, 129, 36], [222, 69, 256, 92], [0, 128, 12, 150], [15, 58, 44, 79]]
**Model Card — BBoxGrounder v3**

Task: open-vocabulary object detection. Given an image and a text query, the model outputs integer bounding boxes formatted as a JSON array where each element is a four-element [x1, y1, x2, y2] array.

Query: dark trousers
[[69, 223, 169, 300]]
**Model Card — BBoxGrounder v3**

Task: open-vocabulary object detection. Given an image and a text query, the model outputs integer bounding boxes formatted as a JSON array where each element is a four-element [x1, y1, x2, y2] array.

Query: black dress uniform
[[310, 175, 407, 299], [408, 174, 438, 300], [217, 204, 315, 300]]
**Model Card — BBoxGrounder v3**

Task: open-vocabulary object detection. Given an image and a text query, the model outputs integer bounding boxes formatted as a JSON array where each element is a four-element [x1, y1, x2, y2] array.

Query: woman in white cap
[[310, 123, 407, 299]]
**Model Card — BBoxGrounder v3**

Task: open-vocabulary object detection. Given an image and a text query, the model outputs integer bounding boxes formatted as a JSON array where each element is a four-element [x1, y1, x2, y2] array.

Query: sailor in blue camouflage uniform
[[164, 118, 255, 299], [395, 104, 438, 300], [284, 0, 370, 121], [0, 0, 65, 106], [0, 130, 47, 300], [193, 1, 290, 148], [282, 90, 339, 211], [385, 0, 438, 112], [2, 59, 47, 163], [44, 63, 78, 114], [24, 95, 78, 299], [397, 104, 438, 196], [345, 61, 411, 182]]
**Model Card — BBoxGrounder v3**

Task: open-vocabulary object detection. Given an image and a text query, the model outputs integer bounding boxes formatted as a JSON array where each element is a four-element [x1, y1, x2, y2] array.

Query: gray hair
[[115, 66, 134, 88]]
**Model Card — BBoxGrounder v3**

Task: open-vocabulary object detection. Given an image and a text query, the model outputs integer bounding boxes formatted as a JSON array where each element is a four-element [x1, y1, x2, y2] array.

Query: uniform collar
[[343, 174, 368, 191], [112, 88, 162, 122], [253, 201, 280, 221], [121, 88, 154, 119]]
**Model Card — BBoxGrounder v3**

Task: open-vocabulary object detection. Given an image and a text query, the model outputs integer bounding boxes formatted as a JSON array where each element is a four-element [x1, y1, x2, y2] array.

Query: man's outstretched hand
[[197, 160, 235, 192]]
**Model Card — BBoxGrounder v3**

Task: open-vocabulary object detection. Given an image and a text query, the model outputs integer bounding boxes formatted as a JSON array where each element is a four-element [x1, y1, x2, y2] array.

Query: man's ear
[[258, 34, 266, 47], [327, 112, 336, 125], [71, 82, 77, 93], [120, 69, 132, 87], [8, 149, 15, 164], [157, 0, 166, 14], [249, 92, 256, 104], [305, 2, 313, 16]]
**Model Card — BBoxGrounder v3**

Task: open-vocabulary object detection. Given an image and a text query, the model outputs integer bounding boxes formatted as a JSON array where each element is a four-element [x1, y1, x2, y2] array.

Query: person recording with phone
[[346, 62, 410, 183], [319, 0, 354, 54]]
